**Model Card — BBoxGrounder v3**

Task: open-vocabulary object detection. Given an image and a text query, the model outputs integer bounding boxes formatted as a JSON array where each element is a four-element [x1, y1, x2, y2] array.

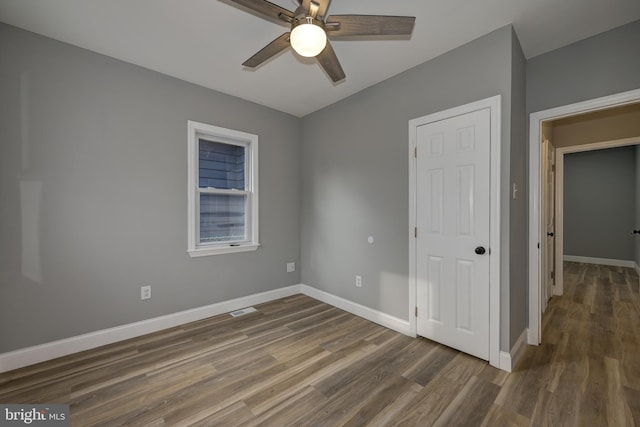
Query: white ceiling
[[1, 0, 639, 117]]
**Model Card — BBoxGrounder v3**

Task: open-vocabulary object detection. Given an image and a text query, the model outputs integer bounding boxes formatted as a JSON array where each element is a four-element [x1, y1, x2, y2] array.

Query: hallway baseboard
[[563, 255, 636, 268]]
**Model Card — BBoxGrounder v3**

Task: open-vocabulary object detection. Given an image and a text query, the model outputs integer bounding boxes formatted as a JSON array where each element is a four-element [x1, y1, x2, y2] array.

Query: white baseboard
[[0, 284, 413, 373], [0, 285, 301, 373], [499, 328, 528, 373], [299, 285, 412, 337], [563, 255, 636, 268], [527, 328, 539, 346]]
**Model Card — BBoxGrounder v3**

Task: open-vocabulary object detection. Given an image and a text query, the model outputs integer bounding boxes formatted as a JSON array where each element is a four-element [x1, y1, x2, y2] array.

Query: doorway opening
[[554, 137, 639, 296], [528, 88, 640, 345]]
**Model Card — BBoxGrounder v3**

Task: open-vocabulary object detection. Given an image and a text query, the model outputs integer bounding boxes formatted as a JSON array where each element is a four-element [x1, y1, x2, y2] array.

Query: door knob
[[633, 230, 640, 234], [475, 246, 486, 255], [547, 232, 554, 237]]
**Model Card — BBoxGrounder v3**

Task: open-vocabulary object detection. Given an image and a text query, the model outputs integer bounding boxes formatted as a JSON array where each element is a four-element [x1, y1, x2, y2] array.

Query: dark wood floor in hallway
[[507, 262, 640, 426], [0, 262, 638, 426]]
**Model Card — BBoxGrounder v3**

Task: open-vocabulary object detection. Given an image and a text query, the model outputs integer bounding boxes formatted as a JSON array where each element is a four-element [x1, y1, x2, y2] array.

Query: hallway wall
[[564, 146, 636, 261]]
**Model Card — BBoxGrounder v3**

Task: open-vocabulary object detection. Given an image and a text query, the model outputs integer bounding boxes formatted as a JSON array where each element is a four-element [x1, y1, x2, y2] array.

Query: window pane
[[200, 193, 246, 243], [199, 139, 245, 190]]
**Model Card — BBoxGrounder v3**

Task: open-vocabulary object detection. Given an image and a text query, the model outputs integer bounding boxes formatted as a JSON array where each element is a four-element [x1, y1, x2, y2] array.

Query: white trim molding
[[409, 95, 502, 369], [300, 285, 412, 336], [187, 120, 260, 257], [528, 88, 640, 346], [499, 328, 528, 373], [564, 255, 637, 268]]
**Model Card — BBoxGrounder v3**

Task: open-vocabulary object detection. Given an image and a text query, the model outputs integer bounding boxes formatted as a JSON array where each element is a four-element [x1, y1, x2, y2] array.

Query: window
[[188, 121, 259, 257]]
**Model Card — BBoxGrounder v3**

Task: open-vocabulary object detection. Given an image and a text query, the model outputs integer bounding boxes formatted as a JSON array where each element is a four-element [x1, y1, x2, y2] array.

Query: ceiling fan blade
[[316, 40, 345, 82], [326, 15, 416, 37], [226, 0, 294, 25], [242, 33, 291, 68]]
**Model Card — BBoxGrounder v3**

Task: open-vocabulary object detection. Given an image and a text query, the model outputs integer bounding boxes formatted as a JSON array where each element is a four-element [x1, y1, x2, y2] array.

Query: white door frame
[[541, 138, 556, 312], [409, 95, 501, 369], [528, 88, 640, 345]]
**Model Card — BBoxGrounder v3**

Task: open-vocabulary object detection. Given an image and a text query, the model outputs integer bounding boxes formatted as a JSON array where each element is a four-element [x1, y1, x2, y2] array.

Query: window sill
[[188, 243, 260, 258]]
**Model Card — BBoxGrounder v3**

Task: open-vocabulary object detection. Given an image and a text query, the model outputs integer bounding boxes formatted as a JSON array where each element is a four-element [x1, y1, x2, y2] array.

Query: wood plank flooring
[[0, 262, 638, 426]]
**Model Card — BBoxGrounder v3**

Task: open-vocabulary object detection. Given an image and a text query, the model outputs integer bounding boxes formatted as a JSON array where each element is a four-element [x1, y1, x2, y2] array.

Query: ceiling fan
[[223, 0, 416, 82]]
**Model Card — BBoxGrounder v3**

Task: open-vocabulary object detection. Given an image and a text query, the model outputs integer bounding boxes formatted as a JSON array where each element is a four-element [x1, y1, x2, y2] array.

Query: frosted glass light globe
[[290, 23, 327, 57]]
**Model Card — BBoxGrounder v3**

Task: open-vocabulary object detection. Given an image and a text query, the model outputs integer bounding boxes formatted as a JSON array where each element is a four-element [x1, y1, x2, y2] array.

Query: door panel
[[416, 108, 491, 360], [457, 165, 474, 236], [428, 169, 444, 234], [542, 139, 556, 312], [455, 259, 473, 331], [427, 256, 443, 322]]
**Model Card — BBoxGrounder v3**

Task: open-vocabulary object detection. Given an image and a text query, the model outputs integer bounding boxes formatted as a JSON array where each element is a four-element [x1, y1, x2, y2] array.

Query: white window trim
[[187, 120, 259, 257]]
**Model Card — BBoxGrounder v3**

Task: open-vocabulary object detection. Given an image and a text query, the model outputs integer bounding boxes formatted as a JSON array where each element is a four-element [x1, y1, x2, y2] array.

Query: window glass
[[198, 139, 245, 190], [199, 193, 247, 243]]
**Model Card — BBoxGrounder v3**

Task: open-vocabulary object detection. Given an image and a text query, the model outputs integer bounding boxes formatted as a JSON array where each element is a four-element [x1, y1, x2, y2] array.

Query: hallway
[[501, 262, 640, 425]]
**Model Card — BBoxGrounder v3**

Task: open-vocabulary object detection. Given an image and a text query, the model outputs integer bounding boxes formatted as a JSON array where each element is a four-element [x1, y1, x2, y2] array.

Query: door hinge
[[414, 147, 417, 158], [414, 227, 418, 238], [551, 271, 555, 280], [551, 164, 555, 172], [415, 306, 418, 317]]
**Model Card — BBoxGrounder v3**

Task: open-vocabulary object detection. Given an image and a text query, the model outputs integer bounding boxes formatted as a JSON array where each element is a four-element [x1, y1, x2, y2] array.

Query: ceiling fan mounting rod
[[291, 15, 325, 32], [309, 1, 320, 18]]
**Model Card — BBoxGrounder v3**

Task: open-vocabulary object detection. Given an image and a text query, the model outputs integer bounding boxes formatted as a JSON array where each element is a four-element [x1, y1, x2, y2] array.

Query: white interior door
[[416, 108, 491, 360], [542, 139, 556, 311]]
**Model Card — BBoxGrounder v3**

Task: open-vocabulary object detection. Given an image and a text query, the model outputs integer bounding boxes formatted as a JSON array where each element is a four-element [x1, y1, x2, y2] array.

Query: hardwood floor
[[510, 262, 640, 427], [0, 262, 638, 426]]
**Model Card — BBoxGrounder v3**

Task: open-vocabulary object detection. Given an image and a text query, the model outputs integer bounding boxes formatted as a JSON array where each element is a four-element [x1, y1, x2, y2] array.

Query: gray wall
[[509, 30, 528, 347], [0, 23, 301, 353], [564, 147, 636, 260], [300, 25, 523, 351], [527, 19, 640, 114], [6, 17, 637, 356]]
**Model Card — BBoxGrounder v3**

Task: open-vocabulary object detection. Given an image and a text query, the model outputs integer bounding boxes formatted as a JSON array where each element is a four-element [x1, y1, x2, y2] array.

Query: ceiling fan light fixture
[[227, 0, 416, 83], [290, 17, 327, 57]]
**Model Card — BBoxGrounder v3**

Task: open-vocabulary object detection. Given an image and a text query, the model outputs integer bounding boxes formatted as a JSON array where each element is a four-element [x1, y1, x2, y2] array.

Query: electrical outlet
[[286, 262, 295, 273], [141, 285, 151, 300], [355, 275, 362, 288]]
